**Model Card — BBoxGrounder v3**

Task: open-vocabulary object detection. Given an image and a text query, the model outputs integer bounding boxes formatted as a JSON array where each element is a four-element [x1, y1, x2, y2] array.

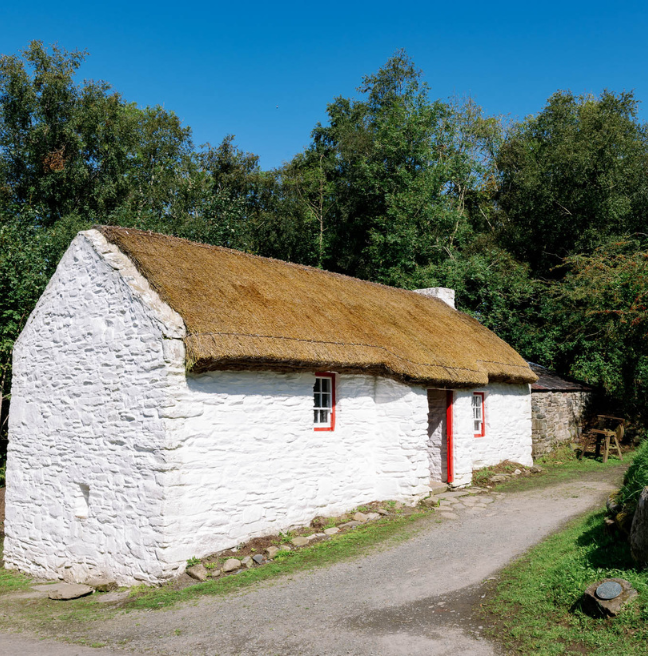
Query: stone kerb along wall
[[158, 371, 432, 566], [452, 383, 533, 486], [531, 391, 591, 457], [5, 230, 186, 586]]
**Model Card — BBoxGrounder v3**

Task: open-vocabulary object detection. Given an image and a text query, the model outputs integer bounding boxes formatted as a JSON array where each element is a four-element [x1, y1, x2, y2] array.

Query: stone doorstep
[[443, 489, 472, 498]]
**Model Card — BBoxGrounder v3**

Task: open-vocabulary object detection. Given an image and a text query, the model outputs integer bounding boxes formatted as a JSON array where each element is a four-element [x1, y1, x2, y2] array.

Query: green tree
[[552, 238, 648, 422], [497, 90, 648, 277]]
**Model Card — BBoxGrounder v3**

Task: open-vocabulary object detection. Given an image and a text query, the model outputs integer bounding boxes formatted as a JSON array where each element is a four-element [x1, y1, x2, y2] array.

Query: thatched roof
[[97, 226, 536, 388]]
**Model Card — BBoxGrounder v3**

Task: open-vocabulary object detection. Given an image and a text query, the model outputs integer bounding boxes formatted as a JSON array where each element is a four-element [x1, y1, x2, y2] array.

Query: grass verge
[[483, 509, 648, 655], [127, 509, 429, 609], [0, 507, 432, 634], [475, 444, 628, 495]]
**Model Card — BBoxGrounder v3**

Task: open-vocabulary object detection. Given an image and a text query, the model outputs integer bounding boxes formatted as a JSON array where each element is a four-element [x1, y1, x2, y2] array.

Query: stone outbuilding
[[529, 362, 592, 457], [5, 227, 537, 585]]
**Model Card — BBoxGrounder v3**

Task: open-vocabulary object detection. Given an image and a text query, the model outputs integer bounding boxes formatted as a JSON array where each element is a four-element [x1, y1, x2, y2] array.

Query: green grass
[[0, 566, 33, 595], [618, 439, 648, 507], [480, 444, 627, 495], [484, 510, 648, 654]]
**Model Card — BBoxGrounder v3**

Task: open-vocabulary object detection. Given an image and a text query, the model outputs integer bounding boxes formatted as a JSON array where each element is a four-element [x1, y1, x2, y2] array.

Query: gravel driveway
[[0, 466, 624, 656]]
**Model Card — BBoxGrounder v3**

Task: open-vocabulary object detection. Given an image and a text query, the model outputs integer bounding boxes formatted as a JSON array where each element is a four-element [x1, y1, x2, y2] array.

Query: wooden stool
[[588, 429, 623, 463]]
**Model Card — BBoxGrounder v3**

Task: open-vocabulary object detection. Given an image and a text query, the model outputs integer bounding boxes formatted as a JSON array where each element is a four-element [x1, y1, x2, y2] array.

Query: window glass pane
[[321, 393, 330, 409], [314, 378, 321, 392], [314, 393, 321, 408], [321, 378, 330, 393], [314, 410, 319, 423], [474, 419, 481, 432], [320, 410, 328, 423], [472, 395, 480, 407]]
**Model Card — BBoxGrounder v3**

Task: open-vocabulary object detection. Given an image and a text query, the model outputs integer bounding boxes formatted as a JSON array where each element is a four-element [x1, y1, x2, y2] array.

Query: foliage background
[[2, 42, 648, 463]]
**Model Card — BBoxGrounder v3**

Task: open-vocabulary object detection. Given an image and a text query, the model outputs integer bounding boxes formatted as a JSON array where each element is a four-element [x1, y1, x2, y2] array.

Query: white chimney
[[413, 287, 455, 309]]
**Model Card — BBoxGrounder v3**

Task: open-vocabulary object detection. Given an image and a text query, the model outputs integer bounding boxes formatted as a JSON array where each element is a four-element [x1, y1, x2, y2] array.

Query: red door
[[446, 390, 454, 484]]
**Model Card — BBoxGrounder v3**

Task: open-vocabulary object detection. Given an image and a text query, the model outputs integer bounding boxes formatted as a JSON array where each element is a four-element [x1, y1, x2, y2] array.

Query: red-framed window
[[472, 392, 485, 437], [314, 372, 336, 431]]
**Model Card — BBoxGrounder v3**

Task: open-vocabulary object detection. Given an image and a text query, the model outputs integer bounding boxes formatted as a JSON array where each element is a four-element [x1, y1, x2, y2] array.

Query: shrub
[[618, 439, 648, 506]]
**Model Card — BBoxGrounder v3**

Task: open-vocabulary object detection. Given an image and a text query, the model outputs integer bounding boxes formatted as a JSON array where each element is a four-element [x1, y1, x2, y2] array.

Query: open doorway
[[427, 389, 453, 484]]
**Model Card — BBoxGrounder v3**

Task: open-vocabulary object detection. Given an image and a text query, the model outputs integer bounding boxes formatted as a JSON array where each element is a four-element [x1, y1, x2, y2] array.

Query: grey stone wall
[[531, 391, 591, 457]]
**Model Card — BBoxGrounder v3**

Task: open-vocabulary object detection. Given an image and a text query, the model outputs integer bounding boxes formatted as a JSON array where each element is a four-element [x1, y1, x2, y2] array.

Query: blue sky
[[1, 1, 646, 169]]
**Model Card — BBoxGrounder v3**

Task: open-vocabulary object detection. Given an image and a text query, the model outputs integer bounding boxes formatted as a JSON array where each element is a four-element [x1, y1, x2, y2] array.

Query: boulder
[[582, 578, 638, 617], [366, 513, 381, 521], [324, 527, 339, 536], [48, 583, 94, 600], [186, 564, 208, 581], [241, 556, 254, 569], [376, 507, 389, 515], [222, 558, 241, 573], [489, 475, 509, 483], [291, 536, 310, 547], [630, 486, 648, 567], [252, 554, 265, 565], [85, 576, 117, 592], [279, 544, 292, 551], [353, 512, 368, 523]]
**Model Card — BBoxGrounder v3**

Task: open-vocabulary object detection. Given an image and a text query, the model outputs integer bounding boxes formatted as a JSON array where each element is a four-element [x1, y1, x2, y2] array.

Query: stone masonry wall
[[531, 391, 591, 457], [4, 231, 186, 586], [158, 371, 433, 565]]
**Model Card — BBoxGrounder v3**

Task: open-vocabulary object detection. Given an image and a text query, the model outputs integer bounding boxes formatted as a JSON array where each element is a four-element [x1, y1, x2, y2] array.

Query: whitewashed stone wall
[[531, 391, 591, 456], [452, 383, 533, 486], [158, 371, 432, 565], [4, 231, 186, 586]]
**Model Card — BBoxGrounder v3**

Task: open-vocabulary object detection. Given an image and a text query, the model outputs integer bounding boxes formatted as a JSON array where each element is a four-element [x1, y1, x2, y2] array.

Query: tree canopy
[[3, 41, 648, 448]]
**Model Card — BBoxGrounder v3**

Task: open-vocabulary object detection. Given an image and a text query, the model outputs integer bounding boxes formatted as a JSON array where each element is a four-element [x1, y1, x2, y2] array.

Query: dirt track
[[0, 465, 626, 656]]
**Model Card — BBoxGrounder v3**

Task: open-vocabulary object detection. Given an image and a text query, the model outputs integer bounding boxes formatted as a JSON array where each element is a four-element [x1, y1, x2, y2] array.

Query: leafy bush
[[618, 439, 648, 506]]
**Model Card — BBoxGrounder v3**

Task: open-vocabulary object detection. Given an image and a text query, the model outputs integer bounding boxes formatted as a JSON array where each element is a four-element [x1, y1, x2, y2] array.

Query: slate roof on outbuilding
[[528, 362, 591, 392], [97, 226, 537, 388]]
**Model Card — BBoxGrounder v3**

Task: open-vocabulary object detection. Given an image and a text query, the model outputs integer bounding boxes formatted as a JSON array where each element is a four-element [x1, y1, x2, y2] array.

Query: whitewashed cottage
[[5, 227, 537, 585]]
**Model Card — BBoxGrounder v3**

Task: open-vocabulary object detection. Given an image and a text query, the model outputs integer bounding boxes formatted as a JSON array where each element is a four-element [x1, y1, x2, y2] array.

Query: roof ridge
[[93, 224, 453, 305]]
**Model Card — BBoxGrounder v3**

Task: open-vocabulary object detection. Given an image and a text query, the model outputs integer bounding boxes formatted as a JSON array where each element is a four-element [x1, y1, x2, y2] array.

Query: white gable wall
[[4, 232, 185, 585]]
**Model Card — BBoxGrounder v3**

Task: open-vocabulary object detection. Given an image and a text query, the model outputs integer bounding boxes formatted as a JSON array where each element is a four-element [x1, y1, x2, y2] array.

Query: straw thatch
[[97, 226, 537, 388]]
